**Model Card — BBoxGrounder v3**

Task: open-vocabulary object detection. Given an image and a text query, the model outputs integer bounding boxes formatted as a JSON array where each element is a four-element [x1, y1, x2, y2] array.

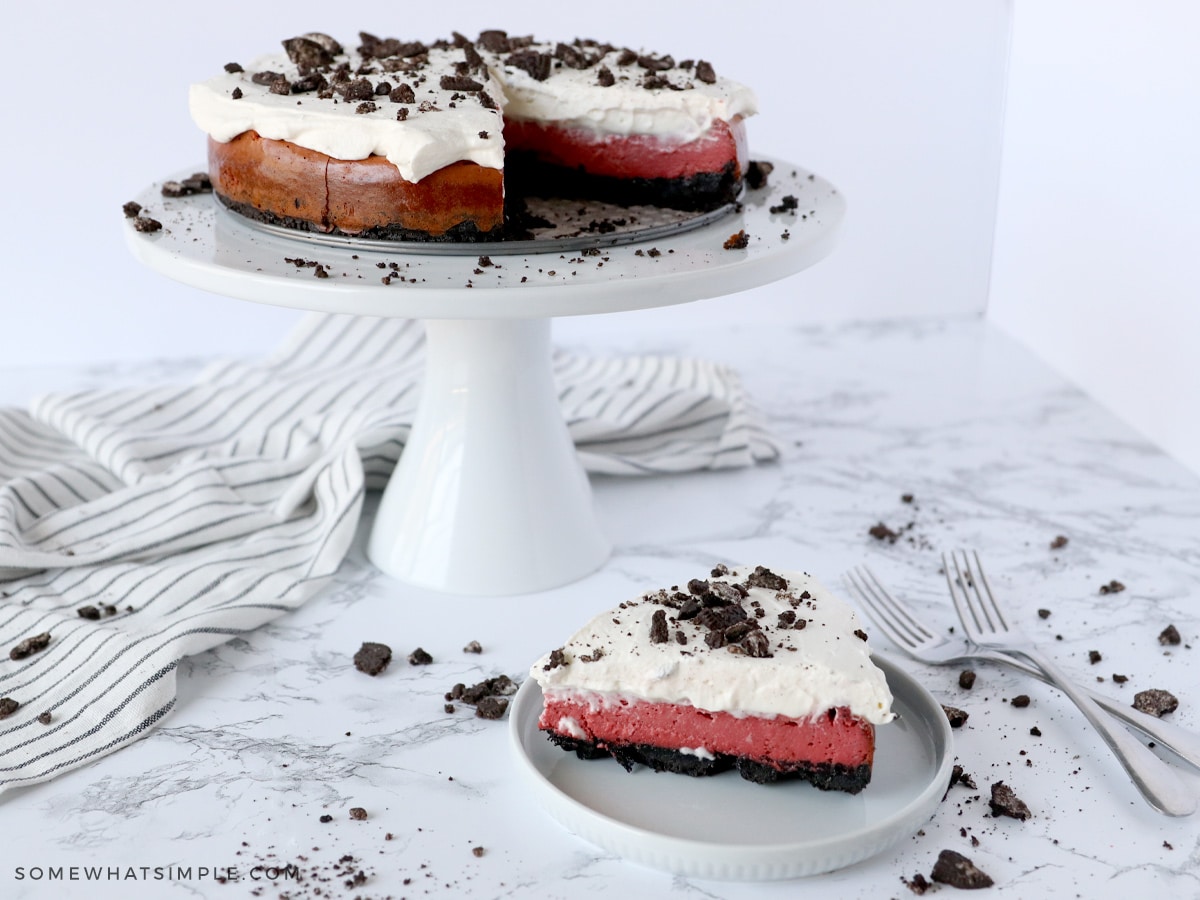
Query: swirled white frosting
[[531, 565, 895, 724], [189, 35, 757, 185]]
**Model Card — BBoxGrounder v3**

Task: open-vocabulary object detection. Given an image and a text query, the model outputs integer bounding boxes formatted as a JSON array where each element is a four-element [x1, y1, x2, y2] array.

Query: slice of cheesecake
[[530, 565, 894, 793]]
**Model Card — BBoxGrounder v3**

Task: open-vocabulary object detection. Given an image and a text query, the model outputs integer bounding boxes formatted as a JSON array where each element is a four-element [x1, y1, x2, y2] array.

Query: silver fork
[[944, 550, 1195, 817], [843, 565, 1200, 771]]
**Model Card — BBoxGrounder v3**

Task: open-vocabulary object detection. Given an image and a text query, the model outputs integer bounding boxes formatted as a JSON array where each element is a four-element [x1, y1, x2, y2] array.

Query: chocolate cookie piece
[[475, 696, 509, 719], [942, 705, 969, 728], [349, 807, 368, 820], [959, 670, 977, 690], [1133, 688, 1179, 717], [1010, 694, 1030, 708], [0, 697, 19, 719], [989, 781, 1031, 820], [407, 647, 433, 665], [463, 640, 483, 654], [930, 849, 994, 889], [1159, 624, 1182, 646], [9, 632, 51, 661], [353, 642, 393, 676]]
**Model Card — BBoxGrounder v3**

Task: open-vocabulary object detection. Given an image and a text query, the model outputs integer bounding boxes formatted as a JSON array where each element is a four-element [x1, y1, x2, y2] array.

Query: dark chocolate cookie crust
[[215, 193, 505, 242], [546, 732, 873, 794], [505, 155, 742, 212]]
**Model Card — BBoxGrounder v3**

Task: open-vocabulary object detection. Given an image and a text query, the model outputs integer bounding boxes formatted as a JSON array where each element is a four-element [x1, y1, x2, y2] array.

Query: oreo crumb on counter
[[1088, 650, 1102, 664], [942, 705, 969, 728], [319, 814, 333, 823], [1037, 608, 1051, 619], [9, 632, 51, 661], [1010, 694, 1030, 708], [1159, 624, 1182, 646], [930, 849, 994, 889], [1050, 534, 1069, 550], [722, 229, 749, 250], [353, 641, 392, 676], [475, 696, 509, 720], [444, 703, 455, 713], [37, 711, 52, 725], [0, 697, 20, 719], [1133, 688, 1179, 717], [989, 781, 1031, 820], [77, 605, 101, 620], [133, 216, 163, 233], [1030, 726, 1042, 736], [1099, 579, 1125, 595], [348, 807, 368, 821], [949, 764, 977, 790], [472, 846, 485, 858], [959, 670, 976, 690], [1112, 673, 1128, 684], [408, 647, 434, 665], [868, 522, 899, 544], [122, 201, 142, 218], [463, 640, 483, 653]]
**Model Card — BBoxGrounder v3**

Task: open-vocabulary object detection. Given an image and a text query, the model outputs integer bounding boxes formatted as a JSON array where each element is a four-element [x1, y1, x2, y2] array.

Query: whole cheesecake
[[189, 31, 757, 241], [530, 565, 895, 793]]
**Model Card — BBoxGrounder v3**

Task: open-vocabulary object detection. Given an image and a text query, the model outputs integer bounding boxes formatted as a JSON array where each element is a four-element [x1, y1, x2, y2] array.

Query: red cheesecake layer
[[540, 693, 875, 791], [503, 117, 748, 211]]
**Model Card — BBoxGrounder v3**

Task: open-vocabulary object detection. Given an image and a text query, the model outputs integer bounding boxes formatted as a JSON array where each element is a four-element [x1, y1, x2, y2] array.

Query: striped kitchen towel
[[0, 313, 778, 795]]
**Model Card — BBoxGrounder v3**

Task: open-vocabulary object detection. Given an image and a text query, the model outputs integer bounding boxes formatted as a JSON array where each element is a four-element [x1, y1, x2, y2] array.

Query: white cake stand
[[125, 159, 844, 595]]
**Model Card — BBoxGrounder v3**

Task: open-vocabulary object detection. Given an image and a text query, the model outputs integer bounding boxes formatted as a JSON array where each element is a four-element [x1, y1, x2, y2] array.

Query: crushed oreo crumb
[[224, 62, 244, 73], [319, 814, 333, 823], [989, 781, 1032, 820], [475, 696, 509, 720], [353, 642, 392, 676], [9, 632, 51, 661], [77, 605, 101, 620], [122, 201, 142, 218], [942, 705, 969, 728], [543, 648, 567, 671], [133, 216, 163, 233], [349, 807, 368, 821], [0, 697, 21, 719], [231, 87, 243, 99], [1133, 688, 1179, 717], [1159, 624, 1182, 646], [1037, 608, 1051, 619], [1050, 534, 1069, 549], [37, 711, 52, 725], [1088, 650, 1102, 664], [408, 647, 433, 666], [694, 60, 716, 84], [1099, 579, 1125, 595], [930, 849, 994, 889], [745, 160, 774, 190], [959, 670, 976, 690], [472, 846, 485, 858], [949, 764, 977, 790], [1010, 694, 1031, 708], [869, 522, 899, 543], [649, 609, 669, 644], [463, 640, 483, 654], [723, 229, 749, 250]]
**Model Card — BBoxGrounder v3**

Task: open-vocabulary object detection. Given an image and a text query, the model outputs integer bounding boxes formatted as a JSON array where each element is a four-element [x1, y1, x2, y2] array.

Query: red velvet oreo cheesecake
[[188, 31, 757, 240], [530, 565, 894, 793]]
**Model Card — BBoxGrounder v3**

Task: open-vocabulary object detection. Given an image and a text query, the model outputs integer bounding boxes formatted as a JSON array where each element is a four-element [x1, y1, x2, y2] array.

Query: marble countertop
[[2, 316, 1198, 899]]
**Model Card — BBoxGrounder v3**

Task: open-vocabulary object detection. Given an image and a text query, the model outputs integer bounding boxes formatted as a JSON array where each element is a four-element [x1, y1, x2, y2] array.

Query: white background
[[0, 1, 1196, 474]]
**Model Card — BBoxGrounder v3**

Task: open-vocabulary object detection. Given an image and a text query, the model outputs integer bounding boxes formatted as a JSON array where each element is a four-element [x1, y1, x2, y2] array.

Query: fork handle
[[992, 654, 1200, 770], [1016, 647, 1196, 817]]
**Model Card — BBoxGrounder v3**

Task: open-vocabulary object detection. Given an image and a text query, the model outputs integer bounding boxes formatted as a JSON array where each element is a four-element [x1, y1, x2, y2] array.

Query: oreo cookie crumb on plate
[[989, 781, 1031, 820], [1133, 688, 1179, 717]]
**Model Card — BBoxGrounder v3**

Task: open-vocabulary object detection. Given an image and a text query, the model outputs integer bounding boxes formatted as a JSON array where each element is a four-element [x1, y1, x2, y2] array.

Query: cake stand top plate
[[124, 157, 843, 320]]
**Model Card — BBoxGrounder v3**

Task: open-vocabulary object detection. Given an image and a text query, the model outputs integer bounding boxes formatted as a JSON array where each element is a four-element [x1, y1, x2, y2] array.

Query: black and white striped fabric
[[0, 313, 778, 794]]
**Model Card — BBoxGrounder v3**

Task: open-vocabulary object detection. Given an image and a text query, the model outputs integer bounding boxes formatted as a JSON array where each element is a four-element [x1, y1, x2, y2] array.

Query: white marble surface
[[2, 316, 1199, 898]]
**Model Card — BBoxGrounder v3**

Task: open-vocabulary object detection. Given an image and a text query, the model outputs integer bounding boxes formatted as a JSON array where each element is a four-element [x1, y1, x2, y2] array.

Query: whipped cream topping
[[189, 32, 757, 185], [493, 44, 757, 142], [189, 43, 505, 184], [531, 565, 895, 724]]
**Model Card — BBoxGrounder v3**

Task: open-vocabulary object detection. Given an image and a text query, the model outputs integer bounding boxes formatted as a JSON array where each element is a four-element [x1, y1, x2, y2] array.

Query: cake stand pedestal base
[[366, 317, 609, 595]]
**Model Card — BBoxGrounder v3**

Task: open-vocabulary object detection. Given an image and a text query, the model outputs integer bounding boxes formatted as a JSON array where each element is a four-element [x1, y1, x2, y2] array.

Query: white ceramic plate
[[509, 654, 953, 881]]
